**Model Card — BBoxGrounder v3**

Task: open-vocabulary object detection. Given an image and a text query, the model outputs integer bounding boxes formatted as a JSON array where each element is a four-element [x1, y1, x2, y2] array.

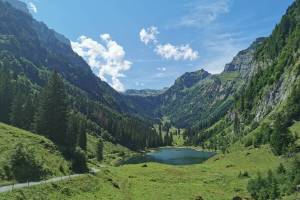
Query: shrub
[[276, 163, 286, 174], [9, 143, 45, 182], [238, 171, 249, 178], [247, 171, 280, 200], [72, 147, 88, 173]]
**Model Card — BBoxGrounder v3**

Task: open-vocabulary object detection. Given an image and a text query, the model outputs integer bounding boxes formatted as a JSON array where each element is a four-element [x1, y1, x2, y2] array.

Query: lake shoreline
[[143, 146, 218, 154], [120, 147, 216, 166]]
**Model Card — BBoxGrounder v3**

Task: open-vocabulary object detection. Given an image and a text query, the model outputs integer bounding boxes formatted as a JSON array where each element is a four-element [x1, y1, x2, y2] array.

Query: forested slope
[[0, 0, 163, 152]]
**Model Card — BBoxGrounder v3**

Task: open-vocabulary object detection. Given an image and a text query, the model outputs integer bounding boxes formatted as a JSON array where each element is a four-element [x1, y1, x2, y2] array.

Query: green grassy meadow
[[0, 142, 283, 200]]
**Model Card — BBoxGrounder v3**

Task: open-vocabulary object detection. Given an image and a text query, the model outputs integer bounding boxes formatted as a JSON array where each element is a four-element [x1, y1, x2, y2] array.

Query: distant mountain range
[[126, 38, 265, 128], [124, 88, 168, 97]]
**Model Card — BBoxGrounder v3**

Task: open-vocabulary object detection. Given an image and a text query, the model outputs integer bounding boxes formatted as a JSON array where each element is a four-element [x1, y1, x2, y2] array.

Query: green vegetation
[[9, 143, 46, 182], [247, 155, 300, 200], [289, 121, 300, 146], [0, 145, 282, 200], [217, 71, 240, 82], [71, 147, 88, 173], [0, 172, 125, 200], [87, 134, 136, 166], [35, 71, 69, 147], [96, 138, 104, 162], [0, 0, 300, 199], [0, 123, 70, 184], [0, 0, 164, 152]]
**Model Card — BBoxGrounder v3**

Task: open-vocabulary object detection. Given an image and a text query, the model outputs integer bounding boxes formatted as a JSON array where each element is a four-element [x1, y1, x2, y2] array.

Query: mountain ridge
[[125, 38, 265, 128]]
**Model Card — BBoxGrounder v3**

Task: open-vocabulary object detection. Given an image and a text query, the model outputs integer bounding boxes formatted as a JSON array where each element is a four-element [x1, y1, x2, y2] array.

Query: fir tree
[[233, 112, 240, 136], [35, 71, 68, 146], [10, 93, 26, 128], [0, 67, 13, 123], [270, 114, 294, 155], [96, 138, 104, 161]]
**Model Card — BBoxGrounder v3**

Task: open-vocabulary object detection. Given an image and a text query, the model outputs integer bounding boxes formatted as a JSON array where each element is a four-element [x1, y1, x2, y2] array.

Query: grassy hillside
[[0, 144, 283, 200], [0, 123, 137, 184], [87, 134, 136, 167], [0, 123, 70, 185]]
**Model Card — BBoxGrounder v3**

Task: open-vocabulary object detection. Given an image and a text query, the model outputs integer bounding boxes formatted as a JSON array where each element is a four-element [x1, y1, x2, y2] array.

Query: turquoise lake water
[[123, 147, 215, 165]]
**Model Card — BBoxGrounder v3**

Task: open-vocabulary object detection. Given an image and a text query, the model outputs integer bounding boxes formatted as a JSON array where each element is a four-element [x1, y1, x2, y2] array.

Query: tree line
[[0, 67, 164, 173]]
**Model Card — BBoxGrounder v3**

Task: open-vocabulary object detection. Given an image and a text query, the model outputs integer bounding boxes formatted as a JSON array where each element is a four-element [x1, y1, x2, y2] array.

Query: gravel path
[[0, 167, 102, 193]]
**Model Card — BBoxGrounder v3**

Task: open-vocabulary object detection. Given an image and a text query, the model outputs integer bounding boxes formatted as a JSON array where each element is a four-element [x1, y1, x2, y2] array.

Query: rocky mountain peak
[[174, 69, 211, 88], [1, 0, 30, 14]]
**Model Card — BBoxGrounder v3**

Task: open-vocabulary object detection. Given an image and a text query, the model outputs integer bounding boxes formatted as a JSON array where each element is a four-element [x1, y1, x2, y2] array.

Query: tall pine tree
[[270, 114, 294, 155], [96, 138, 104, 161], [35, 71, 68, 147], [0, 67, 13, 123]]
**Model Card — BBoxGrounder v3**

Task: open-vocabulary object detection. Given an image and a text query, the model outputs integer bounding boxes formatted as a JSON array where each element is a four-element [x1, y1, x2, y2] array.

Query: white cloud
[[157, 67, 166, 71], [200, 33, 246, 74], [139, 27, 199, 61], [139, 26, 159, 45], [71, 34, 132, 92], [28, 2, 37, 13], [135, 81, 144, 87], [178, 0, 230, 28], [155, 43, 198, 61]]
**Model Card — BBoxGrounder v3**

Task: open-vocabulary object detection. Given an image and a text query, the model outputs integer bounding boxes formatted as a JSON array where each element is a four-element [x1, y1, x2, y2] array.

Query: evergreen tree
[[77, 114, 88, 151], [9, 143, 45, 182], [10, 92, 26, 128], [35, 71, 68, 146], [66, 112, 79, 151], [286, 79, 300, 120], [96, 138, 104, 161], [9, 75, 37, 130], [0, 67, 13, 123], [158, 130, 163, 145], [170, 132, 173, 145], [72, 147, 88, 173], [270, 114, 294, 155], [21, 95, 36, 130], [159, 123, 162, 134], [78, 124, 87, 151], [233, 112, 240, 136]]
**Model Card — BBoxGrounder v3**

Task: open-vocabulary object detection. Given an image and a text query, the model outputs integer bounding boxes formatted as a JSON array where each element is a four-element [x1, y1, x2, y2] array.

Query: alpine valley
[[0, 0, 299, 200]]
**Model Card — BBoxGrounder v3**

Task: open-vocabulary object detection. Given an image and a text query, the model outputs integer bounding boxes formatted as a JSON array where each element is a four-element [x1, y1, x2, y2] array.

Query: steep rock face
[[224, 37, 265, 78], [251, 54, 299, 122], [200, 0, 300, 150], [1, 0, 69, 46], [31, 21, 71, 47], [243, 0, 300, 122], [253, 76, 290, 121]]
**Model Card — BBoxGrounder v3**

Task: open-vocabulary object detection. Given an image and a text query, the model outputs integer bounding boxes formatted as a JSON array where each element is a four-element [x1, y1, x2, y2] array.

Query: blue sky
[[22, 0, 294, 91]]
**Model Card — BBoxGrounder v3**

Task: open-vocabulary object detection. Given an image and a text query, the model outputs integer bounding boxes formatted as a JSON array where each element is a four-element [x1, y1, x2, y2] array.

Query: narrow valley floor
[[1, 144, 291, 200]]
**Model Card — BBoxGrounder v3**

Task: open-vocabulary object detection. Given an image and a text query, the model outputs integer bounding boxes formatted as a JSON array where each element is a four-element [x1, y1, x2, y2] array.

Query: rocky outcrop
[[224, 37, 265, 78]]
